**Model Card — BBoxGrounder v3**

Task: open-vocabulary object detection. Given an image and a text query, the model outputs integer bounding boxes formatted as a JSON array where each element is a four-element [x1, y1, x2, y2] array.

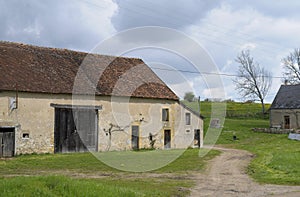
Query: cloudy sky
[[1, 0, 300, 102]]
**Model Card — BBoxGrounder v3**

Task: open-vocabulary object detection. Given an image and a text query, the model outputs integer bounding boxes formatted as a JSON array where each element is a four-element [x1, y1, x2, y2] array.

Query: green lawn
[[0, 148, 219, 196], [185, 101, 300, 185]]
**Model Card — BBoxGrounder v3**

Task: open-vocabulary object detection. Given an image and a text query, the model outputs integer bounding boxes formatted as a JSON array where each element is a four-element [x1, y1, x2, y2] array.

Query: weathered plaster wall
[[0, 92, 55, 154], [0, 91, 203, 154], [174, 105, 203, 149]]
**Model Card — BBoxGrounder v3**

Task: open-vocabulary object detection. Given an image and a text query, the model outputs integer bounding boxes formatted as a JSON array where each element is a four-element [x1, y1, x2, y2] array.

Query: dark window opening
[[22, 133, 29, 139], [162, 108, 169, 122]]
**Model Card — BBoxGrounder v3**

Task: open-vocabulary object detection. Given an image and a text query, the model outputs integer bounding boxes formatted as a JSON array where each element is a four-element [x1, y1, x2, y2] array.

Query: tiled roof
[[270, 84, 300, 109], [0, 41, 178, 100]]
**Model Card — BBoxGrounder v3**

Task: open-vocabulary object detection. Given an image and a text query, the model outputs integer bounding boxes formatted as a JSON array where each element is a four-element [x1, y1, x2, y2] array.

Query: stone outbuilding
[[270, 84, 300, 129], [0, 41, 203, 157]]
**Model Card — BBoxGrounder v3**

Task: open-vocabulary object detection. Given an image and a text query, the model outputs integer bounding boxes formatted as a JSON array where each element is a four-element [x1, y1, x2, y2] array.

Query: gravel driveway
[[190, 147, 300, 197]]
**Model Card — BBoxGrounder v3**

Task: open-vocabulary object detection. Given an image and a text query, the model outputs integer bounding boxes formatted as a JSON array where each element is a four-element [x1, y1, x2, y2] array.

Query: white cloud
[[0, 0, 118, 51], [183, 2, 300, 102]]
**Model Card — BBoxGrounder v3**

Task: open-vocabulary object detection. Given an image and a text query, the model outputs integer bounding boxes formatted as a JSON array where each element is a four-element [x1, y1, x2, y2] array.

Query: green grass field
[[185, 101, 300, 185], [0, 148, 219, 196]]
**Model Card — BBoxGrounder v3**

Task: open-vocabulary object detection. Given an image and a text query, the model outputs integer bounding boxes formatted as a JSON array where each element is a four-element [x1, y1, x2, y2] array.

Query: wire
[[150, 66, 285, 79]]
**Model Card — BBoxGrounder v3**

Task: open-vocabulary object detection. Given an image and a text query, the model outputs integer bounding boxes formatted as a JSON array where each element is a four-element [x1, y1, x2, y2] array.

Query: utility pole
[[197, 96, 201, 115]]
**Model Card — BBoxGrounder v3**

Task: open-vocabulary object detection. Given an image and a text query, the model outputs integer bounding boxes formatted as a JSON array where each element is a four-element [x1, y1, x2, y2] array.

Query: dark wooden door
[[194, 129, 200, 148], [284, 116, 290, 129], [0, 128, 15, 157], [131, 126, 139, 150], [54, 108, 97, 153], [164, 130, 171, 149]]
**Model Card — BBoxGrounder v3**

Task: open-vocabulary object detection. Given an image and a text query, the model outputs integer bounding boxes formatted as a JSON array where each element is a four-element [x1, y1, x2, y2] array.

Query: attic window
[[162, 108, 169, 122]]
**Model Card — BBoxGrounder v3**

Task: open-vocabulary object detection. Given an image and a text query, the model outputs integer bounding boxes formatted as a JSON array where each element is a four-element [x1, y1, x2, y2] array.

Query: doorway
[[0, 127, 15, 157], [164, 130, 171, 149], [131, 126, 139, 150], [284, 116, 290, 129], [194, 129, 200, 148], [54, 108, 98, 153]]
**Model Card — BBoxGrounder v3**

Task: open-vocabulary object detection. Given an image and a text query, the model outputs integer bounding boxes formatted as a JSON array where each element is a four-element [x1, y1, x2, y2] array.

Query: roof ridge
[[0, 40, 143, 61]]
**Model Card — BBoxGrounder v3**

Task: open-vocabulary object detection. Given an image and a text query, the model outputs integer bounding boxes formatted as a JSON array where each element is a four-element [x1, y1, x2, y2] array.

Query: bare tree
[[233, 50, 272, 114], [282, 48, 300, 84]]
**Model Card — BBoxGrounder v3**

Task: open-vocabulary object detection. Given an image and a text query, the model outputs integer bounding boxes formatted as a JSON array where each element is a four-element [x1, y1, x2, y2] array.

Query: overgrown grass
[[185, 100, 300, 185], [0, 175, 192, 197]]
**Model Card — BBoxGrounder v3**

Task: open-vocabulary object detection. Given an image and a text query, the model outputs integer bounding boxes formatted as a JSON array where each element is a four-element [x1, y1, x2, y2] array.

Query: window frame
[[162, 108, 169, 122], [185, 112, 191, 125]]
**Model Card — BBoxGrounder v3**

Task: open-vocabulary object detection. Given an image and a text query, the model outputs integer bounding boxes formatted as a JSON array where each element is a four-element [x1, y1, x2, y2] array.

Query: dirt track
[[190, 147, 300, 197]]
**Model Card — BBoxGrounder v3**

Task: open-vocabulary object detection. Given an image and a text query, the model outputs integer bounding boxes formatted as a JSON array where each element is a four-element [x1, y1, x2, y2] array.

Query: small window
[[162, 108, 169, 121], [185, 113, 191, 125], [22, 133, 29, 139]]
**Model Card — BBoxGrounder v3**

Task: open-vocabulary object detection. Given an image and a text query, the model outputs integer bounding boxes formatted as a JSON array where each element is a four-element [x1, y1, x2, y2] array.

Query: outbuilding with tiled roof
[[0, 41, 203, 157], [270, 84, 300, 129]]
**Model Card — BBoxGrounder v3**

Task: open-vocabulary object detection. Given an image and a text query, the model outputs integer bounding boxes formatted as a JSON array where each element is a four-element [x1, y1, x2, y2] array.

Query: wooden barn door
[[284, 116, 290, 129], [0, 128, 15, 157], [54, 108, 98, 153]]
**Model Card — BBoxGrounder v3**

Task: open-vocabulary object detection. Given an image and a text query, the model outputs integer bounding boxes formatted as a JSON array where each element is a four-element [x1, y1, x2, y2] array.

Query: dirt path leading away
[[190, 147, 300, 197]]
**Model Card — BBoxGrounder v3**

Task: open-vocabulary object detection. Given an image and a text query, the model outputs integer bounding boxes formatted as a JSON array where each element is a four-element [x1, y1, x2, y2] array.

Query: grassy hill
[[184, 100, 300, 185], [182, 100, 271, 119]]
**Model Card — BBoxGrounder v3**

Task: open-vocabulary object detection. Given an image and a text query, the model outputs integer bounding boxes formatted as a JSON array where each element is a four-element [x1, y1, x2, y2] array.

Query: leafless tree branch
[[233, 50, 272, 114], [282, 48, 300, 84]]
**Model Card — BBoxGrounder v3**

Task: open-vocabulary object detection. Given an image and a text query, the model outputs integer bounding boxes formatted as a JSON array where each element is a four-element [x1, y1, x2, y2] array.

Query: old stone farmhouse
[[270, 84, 300, 129], [0, 41, 203, 157]]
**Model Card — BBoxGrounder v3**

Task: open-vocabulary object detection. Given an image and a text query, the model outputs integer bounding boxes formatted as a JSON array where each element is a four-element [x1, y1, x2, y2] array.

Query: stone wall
[[0, 91, 203, 155], [270, 109, 300, 129], [252, 128, 296, 134]]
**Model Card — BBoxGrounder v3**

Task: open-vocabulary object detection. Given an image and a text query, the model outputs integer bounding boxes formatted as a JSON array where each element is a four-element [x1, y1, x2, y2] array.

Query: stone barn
[[0, 41, 203, 157], [270, 84, 300, 129]]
